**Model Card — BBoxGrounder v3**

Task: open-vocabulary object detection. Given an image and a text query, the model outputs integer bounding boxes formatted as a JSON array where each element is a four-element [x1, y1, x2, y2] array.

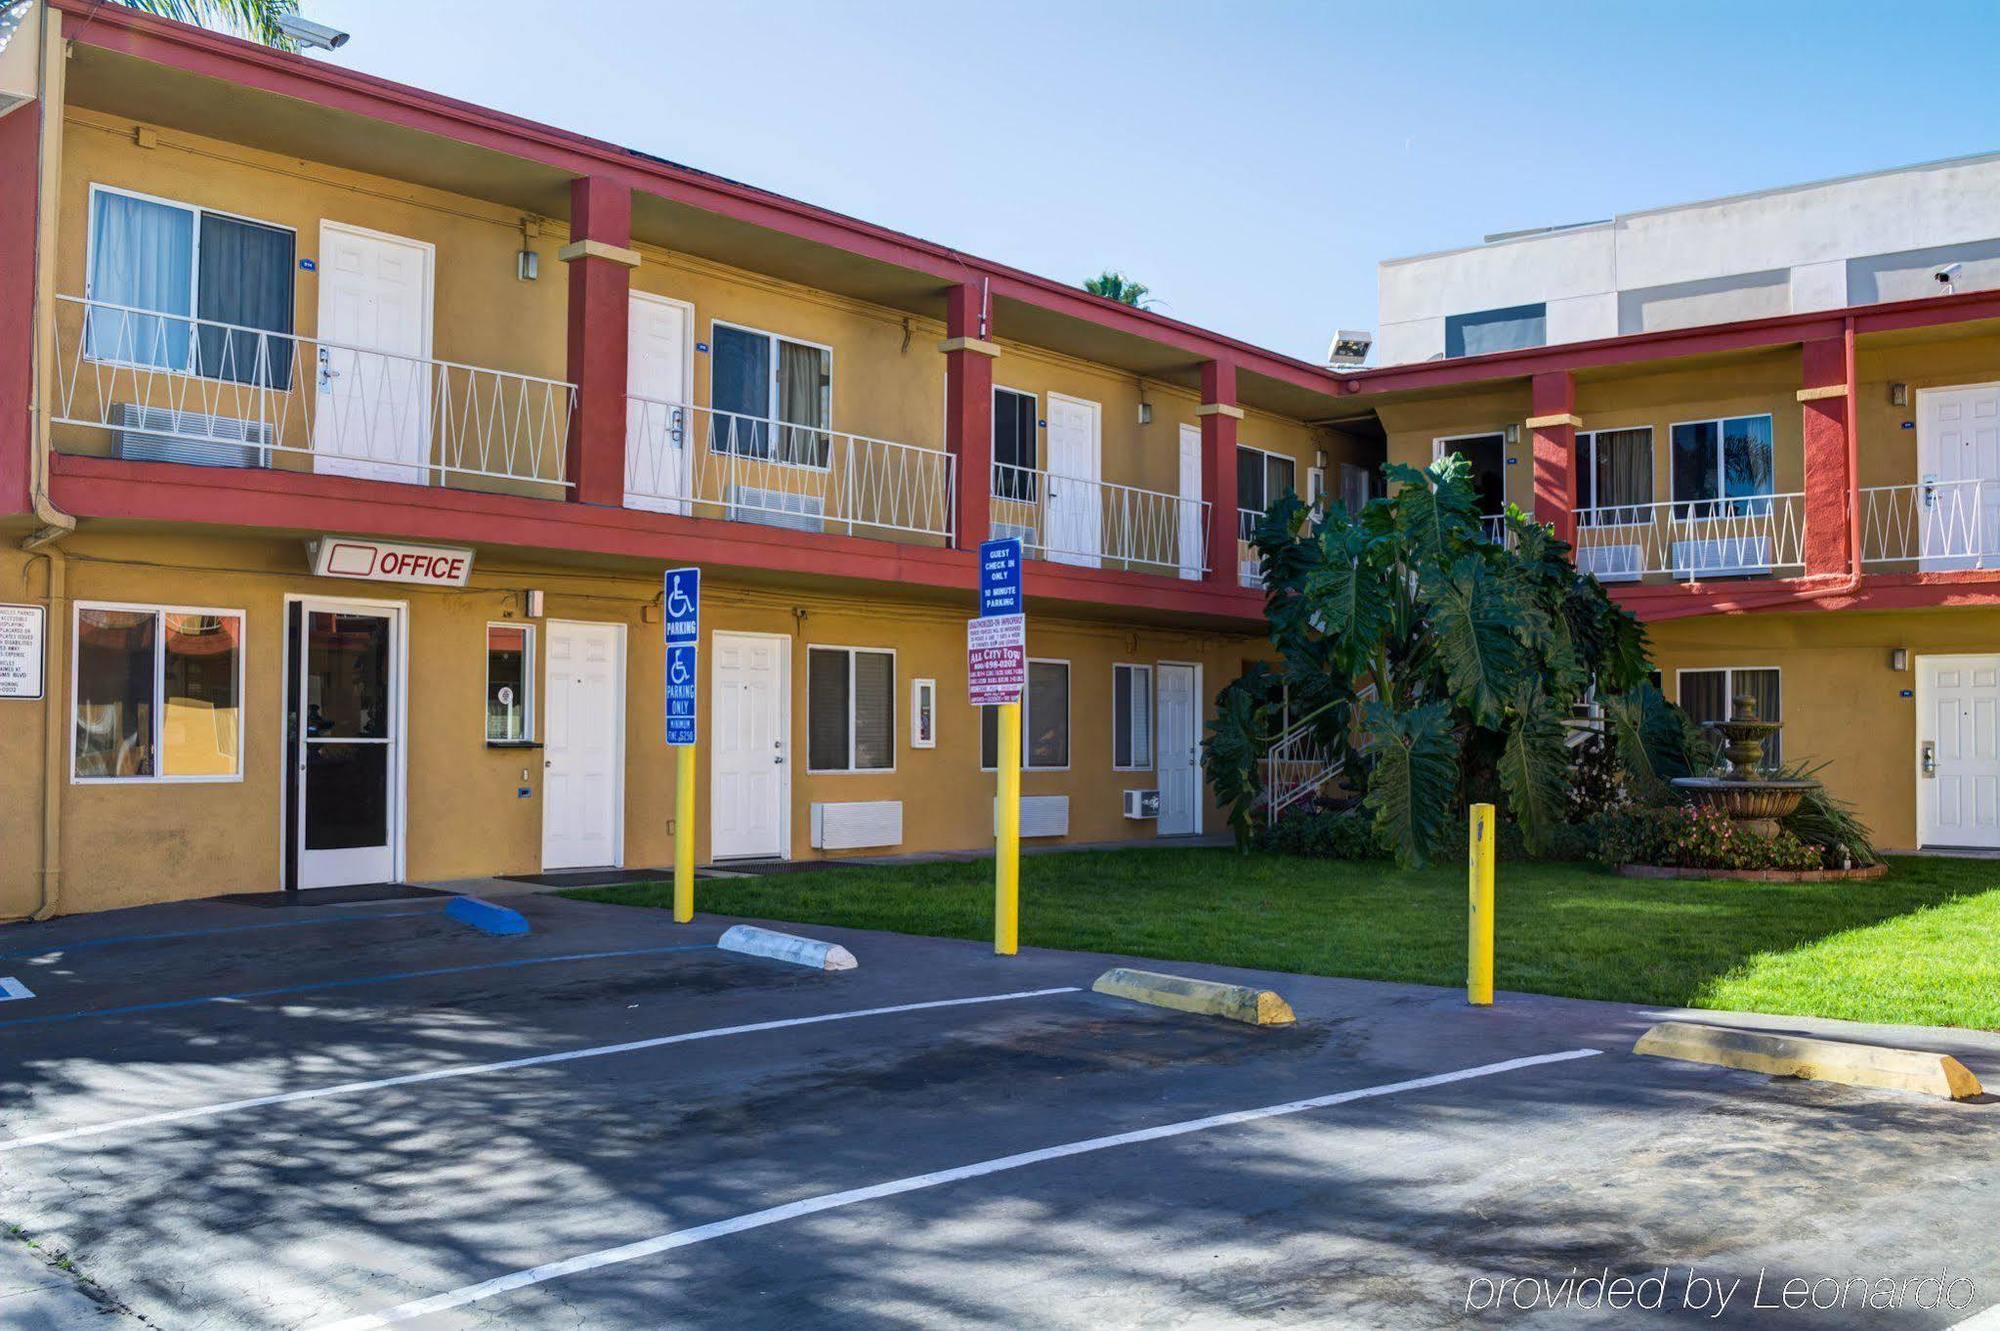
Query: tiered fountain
[[1670, 690, 1819, 837]]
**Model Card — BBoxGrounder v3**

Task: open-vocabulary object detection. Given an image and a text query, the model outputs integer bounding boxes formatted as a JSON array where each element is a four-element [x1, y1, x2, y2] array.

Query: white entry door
[[542, 621, 625, 870], [1917, 384, 2000, 570], [1177, 424, 1203, 580], [291, 599, 404, 889], [1919, 655, 2000, 849], [712, 632, 789, 859], [1156, 663, 1201, 835], [1045, 392, 1102, 567], [625, 292, 693, 513], [314, 223, 434, 484]]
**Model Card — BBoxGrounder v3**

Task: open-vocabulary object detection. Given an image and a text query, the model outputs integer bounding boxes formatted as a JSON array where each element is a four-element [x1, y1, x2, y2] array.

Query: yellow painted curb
[[1091, 967, 1295, 1026], [1634, 1021, 1983, 1101]]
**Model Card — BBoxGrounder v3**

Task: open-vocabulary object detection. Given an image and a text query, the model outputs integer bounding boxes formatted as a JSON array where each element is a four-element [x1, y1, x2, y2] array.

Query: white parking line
[[0, 987, 1081, 1153], [308, 1047, 1602, 1331], [1951, 1303, 2000, 1330]]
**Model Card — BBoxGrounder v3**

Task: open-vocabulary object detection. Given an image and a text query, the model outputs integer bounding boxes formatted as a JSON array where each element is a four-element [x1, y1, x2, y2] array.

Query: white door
[[542, 622, 624, 870], [293, 601, 403, 889], [314, 223, 433, 484], [1045, 392, 1102, 567], [625, 293, 693, 513], [1177, 424, 1203, 580], [1157, 663, 1201, 836], [712, 632, 788, 859], [1917, 385, 2000, 570], [1920, 655, 2000, 849]]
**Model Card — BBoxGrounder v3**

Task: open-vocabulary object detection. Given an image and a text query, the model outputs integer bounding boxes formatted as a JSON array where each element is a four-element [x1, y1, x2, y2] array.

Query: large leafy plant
[[1206, 455, 1654, 866]]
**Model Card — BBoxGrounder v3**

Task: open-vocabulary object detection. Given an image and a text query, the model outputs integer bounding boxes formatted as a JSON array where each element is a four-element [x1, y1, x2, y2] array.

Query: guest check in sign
[[968, 538, 1025, 705], [0, 604, 45, 700]]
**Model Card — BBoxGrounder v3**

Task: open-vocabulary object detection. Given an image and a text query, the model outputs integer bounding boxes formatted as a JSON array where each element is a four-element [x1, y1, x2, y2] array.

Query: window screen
[[1113, 665, 1152, 769], [809, 647, 893, 771]]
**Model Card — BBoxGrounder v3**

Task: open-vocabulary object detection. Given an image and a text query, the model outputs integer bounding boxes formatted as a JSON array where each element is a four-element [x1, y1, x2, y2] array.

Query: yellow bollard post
[[995, 700, 1021, 955], [673, 742, 696, 924], [1468, 802, 1495, 1005]]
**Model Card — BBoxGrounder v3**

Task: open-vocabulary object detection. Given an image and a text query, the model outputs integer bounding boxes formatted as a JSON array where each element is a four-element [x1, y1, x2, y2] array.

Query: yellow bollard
[[995, 700, 1021, 955], [1468, 802, 1495, 1005], [673, 742, 696, 924]]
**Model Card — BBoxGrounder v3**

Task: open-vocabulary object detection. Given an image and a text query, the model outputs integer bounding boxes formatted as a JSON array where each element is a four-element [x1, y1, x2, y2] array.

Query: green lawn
[[567, 850, 2000, 1030]]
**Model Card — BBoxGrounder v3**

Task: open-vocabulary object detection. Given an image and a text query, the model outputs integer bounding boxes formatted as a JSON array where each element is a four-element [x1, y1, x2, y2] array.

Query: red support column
[[941, 283, 997, 550], [1528, 370, 1579, 544], [1799, 335, 1853, 577], [561, 176, 638, 509], [1200, 359, 1242, 589]]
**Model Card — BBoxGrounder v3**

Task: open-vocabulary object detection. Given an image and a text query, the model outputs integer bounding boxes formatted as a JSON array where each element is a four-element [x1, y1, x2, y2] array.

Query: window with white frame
[[1112, 664, 1153, 771], [910, 677, 937, 748], [992, 387, 1039, 502], [1575, 427, 1654, 525], [73, 604, 244, 781], [709, 321, 831, 466], [1236, 445, 1297, 538], [981, 659, 1070, 770], [808, 646, 895, 772], [485, 624, 534, 743], [1678, 667, 1781, 769], [85, 185, 296, 385], [1670, 415, 1773, 518]]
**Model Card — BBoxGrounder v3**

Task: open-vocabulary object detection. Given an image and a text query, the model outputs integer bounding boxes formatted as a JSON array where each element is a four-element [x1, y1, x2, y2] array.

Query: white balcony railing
[[1570, 494, 1806, 582], [625, 398, 955, 543], [53, 295, 573, 488], [1862, 480, 2000, 570], [1237, 506, 1262, 588], [992, 464, 1208, 577]]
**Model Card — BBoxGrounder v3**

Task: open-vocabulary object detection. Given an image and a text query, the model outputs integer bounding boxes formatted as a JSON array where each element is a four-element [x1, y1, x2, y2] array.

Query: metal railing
[[1262, 684, 1375, 825], [624, 398, 955, 543], [53, 295, 573, 488], [1570, 493, 1806, 582], [1861, 480, 2000, 569], [991, 463, 1207, 577], [1237, 507, 1262, 588]]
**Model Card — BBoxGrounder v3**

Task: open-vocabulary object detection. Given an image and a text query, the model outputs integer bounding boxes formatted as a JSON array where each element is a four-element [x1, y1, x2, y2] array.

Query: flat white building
[[1374, 151, 2000, 365]]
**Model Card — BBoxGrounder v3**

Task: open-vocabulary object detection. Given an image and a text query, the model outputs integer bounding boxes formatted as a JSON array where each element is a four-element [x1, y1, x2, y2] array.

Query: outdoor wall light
[[1137, 402, 1153, 426], [1891, 382, 1909, 407], [1892, 648, 1909, 672], [1503, 423, 1520, 446], [517, 249, 539, 282]]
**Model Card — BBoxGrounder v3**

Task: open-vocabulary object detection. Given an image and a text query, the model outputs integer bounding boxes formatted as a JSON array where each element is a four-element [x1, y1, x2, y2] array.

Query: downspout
[[23, 4, 75, 919]]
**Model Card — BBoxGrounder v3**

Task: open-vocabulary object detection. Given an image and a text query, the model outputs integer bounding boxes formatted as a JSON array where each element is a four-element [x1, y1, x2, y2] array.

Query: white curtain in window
[[777, 340, 829, 466], [88, 192, 194, 368]]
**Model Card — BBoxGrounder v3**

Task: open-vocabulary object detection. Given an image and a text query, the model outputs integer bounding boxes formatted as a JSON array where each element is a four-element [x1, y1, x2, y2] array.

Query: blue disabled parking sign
[[979, 537, 1022, 617], [664, 567, 700, 746]]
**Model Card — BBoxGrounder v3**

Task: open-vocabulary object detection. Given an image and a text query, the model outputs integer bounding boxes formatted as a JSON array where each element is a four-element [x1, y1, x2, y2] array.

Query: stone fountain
[[1671, 690, 1819, 838]]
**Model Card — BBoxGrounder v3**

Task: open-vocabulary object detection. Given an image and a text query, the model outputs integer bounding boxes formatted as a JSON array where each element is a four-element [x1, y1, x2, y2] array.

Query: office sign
[[663, 567, 700, 746], [309, 538, 474, 587], [967, 612, 1025, 706], [0, 604, 45, 700], [979, 537, 1023, 617]]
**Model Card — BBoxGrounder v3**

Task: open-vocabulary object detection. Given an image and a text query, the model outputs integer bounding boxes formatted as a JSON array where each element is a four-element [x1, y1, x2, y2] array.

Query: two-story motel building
[[7, 4, 2000, 921]]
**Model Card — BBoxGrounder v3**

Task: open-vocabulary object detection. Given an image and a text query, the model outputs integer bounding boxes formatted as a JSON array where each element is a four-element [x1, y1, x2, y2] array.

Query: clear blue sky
[[307, 0, 1998, 363]]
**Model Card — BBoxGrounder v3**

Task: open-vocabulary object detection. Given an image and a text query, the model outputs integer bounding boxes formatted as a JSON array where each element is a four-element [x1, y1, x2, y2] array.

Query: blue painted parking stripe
[[0, 909, 447, 961], [0, 944, 714, 1031], [0, 977, 33, 1002]]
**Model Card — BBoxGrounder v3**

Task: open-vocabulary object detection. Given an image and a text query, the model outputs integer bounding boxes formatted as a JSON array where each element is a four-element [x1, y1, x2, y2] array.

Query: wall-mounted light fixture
[[524, 589, 545, 618], [1890, 382, 1909, 407], [517, 249, 539, 282], [1314, 449, 1328, 468], [1503, 423, 1520, 446], [1892, 647, 1909, 672], [1136, 402, 1153, 426]]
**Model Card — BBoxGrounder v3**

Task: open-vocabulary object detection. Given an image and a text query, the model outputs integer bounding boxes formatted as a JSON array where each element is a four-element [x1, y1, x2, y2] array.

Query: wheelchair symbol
[[669, 653, 692, 685], [666, 577, 695, 620]]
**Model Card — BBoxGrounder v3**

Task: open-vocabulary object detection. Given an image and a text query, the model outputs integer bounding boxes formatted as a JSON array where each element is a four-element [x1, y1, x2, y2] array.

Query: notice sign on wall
[[0, 604, 44, 700], [309, 538, 475, 587], [967, 612, 1025, 706]]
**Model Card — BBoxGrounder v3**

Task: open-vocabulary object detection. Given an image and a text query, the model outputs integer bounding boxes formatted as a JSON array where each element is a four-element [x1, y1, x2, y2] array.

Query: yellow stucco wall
[[0, 530, 1253, 920], [1854, 332, 2000, 490]]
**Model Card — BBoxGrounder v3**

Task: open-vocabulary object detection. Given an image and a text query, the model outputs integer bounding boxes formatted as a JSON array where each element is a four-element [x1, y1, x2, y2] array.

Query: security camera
[[1935, 262, 1964, 287], [275, 14, 350, 49]]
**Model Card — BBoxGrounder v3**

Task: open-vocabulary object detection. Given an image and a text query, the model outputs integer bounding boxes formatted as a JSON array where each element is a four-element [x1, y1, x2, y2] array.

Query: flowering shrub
[[1591, 804, 1823, 872]]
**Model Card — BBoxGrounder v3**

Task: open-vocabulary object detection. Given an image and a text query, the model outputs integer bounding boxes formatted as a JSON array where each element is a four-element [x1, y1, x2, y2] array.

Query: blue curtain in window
[[709, 325, 770, 457], [197, 214, 295, 386], [87, 192, 194, 369]]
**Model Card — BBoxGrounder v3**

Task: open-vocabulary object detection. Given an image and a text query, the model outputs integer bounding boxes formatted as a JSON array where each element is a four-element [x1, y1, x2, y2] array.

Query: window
[[1575, 427, 1654, 525], [485, 624, 533, 743], [1670, 415, 1773, 518], [1445, 303, 1546, 359], [1236, 445, 1297, 537], [808, 646, 895, 772], [1678, 667, 1781, 769], [981, 659, 1070, 770], [709, 321, 831, 466], [1112, 664, 1153, 770], [86, 186, 295, 385], [1338, 462, 1373, 515], [910, 678, 937, 748], [992, 387, 1039, 501], [1434, 433, 1508, 519], [73, 604, 243, 781]]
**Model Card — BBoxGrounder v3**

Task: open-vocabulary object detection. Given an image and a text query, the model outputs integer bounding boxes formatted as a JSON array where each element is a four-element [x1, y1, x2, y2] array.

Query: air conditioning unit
[[1123, 789, 1160, 819], [1671, 536, 1770, 578], [727, 483, 825, 533], [1578, 543, 1644, 583], [995, 795, 1068, 838], [113, 403, 271, 469], [810, 800, 902, 851], [990, 520, 1036, 548]]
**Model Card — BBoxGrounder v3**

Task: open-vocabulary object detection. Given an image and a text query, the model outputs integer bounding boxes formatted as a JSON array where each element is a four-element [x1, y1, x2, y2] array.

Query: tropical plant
[[114, 0, 299, 48], [1083, 270, 1154, 309], [1204, 454, 1655, 866]]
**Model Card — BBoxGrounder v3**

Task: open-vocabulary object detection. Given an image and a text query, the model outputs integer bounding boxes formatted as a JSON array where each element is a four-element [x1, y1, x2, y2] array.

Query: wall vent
[[810, 800, 903, 851]]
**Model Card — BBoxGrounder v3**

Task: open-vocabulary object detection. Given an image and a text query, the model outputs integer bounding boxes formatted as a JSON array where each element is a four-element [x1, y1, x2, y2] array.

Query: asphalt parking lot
[[1, 886, 1996, 1330]]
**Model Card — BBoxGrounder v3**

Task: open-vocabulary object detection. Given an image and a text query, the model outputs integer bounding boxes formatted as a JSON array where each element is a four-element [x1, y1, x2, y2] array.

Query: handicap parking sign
[[665, 645, 698, 746], [663, 568, 700, 746]]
